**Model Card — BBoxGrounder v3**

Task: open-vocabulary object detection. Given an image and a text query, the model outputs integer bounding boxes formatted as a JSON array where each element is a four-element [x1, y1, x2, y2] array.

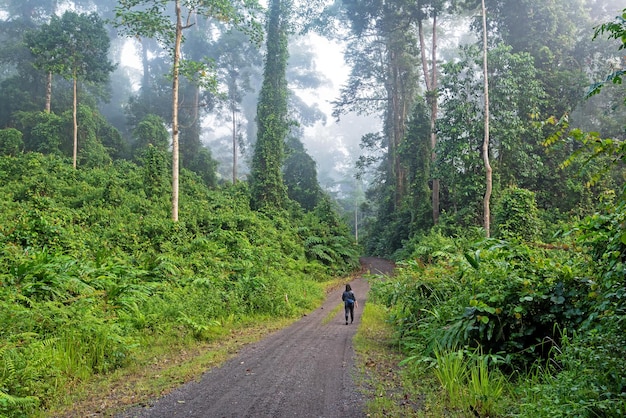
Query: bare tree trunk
[[45, 71, 52, 113], [386, 37, 411, 209], [141, 37, 151, 95], [430, 14, 439, 225], [355, 200, 358, 244], [189, 83, 201, 167], [388, 47, 400, 208], [419, 14, 440, 225], [72, 75, 78, 169], [481, 0, 492, 237], [171, 0, 182, 222], [232, 106, 237, 184], [381, 41, 396, 207]]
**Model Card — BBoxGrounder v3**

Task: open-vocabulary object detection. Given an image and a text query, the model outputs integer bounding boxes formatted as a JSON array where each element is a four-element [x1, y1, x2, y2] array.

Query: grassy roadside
[[42, 278, 350, 417], [354, 299, 466, 417], [44, 317, 298, 417]]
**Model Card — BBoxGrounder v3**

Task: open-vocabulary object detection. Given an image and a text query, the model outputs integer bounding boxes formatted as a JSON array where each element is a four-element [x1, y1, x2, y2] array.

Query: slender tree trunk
[[385, 46, 398, 207], [481, 0, 492, 237], [419, 15, 440, 225], [430, 14, 439, 225], [141, 37, 151, 96], [45, 71, 52, 113], [72, 75, 78, 169], [171, 0, 182, 221], [393, 49, 408, 208], [189, 83, 201, 167], [354, 196, 358, 244], [386, 35, 411, 209], [232, 106, 237, 184]]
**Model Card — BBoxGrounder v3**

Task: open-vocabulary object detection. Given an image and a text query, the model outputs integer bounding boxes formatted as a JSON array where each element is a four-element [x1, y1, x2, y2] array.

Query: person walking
[[341, 284, 358, 325]]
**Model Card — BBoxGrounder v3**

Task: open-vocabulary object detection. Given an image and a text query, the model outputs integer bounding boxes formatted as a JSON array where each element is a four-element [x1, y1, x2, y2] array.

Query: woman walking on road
[[342, 284, 358, 325]]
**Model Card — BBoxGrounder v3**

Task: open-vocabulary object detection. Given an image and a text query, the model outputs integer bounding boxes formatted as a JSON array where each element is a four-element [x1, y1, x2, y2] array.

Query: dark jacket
[[342, 290, 355, 306]]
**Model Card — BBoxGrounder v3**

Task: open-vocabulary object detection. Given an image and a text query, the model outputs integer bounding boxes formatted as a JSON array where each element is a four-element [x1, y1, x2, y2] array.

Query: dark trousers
[[345, 304, 354, 322]]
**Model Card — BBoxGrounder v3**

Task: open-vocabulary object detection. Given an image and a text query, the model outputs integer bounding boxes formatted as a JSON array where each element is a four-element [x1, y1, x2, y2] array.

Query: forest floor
[[105, 257, 397, 418]]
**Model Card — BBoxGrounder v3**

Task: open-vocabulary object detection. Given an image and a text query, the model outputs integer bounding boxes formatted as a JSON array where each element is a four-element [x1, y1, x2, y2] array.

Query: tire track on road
[[118, 276, 373, 418]]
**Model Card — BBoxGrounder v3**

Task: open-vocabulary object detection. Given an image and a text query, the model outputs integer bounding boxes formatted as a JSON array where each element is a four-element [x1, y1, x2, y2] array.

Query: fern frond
[[304, 236, 324, 247], [0, 390, 39, 408]]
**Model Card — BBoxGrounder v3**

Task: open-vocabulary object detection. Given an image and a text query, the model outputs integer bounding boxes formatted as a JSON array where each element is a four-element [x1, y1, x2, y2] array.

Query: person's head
[[345, 284, 352, 292]]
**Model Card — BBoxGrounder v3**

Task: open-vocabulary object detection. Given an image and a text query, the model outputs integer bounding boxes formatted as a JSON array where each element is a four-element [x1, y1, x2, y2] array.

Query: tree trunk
[[385, 32, 412, 209], [45, 71, 52, 113], [419, 14, 440, 225], [385, 47, 398, 208], [141, 37, 151, 96], [189, 83, 201, 166], [171, 0, 182, 222], [355, 194, 358, 244], [232, 106, 237, 184], [249, 0, 289, 211], [481, 0, 492, 237], [72, 75, 78, 169]]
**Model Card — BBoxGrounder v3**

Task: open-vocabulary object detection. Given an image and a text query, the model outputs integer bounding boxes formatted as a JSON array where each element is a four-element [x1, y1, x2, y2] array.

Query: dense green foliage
[[283, 135, 322, 211], [249, 0, 290, 212], [25, 11, 114, 88], [493, 187, 541, 242], [1, 1, 625, 416], [0, 153, 358, 416], [0, 128, 23, 156], [326, 0, 625, 257], [362, 5, 626, 417], [372, 222, 625, 416]]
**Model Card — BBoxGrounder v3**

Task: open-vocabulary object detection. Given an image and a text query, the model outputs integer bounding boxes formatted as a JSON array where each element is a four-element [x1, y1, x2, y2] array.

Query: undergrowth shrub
[[521, 329, 626, 417], [374, 203, 626, 415], [493, 187, 541, 242], [372, 231, 593, 369], [0, 153, 358, 417], [514, 186, 626, 417]]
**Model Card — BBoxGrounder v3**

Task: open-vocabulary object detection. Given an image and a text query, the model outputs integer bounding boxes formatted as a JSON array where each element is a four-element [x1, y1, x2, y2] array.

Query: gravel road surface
[[117, 258, 394, 418]]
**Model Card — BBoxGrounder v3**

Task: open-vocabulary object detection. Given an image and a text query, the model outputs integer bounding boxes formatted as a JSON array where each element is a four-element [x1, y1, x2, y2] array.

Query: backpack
[[343, 291, 355, 307]]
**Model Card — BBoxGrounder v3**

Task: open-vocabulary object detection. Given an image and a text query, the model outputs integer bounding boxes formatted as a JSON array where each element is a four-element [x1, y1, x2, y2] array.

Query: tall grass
[[433, 348, 508, 416], [433, 349, 468, 409]]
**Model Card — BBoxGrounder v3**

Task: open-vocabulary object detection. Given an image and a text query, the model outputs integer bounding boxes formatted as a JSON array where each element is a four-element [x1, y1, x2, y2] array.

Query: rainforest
[[0, 0, 625, 417]]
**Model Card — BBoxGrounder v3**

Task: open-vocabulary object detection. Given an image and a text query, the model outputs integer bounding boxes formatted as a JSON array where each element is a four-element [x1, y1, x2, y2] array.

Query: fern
[[308, 244, 335, 264], [0, 390, 39, 409], [0, 344, 42, 413], [178, 312, 221, 340], [303, 235, 323, 247]]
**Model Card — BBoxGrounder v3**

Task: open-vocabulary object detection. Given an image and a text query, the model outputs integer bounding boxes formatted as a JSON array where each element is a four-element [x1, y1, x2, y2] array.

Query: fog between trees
[[0, 0, 624, 249]]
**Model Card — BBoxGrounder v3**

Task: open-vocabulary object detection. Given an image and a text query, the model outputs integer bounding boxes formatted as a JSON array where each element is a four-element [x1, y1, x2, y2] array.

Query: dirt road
[[117, 258, 394, 418]]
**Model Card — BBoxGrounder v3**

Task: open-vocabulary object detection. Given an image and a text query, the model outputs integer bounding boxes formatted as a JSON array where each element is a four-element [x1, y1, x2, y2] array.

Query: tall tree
[[115, 0, 261, 221], [178, 26, 219, 188], [480, 0, 491, 236], [336, 0, 419, 209], [416, 0, 447, 225], [26, 11, 115, 169], [249, 0, 290, 211], [209, 28, 262, 183], [436, 44, 544, 227], [283, 134, 322, 211]]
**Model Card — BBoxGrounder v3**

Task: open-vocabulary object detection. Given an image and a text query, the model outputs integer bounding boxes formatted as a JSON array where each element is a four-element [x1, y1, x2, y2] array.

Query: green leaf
[[464, 251, 480, 270]]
